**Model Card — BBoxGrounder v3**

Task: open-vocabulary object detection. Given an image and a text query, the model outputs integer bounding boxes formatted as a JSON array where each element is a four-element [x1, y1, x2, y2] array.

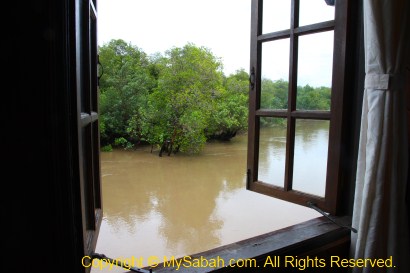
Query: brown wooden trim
[[143, 216, 350, 273], [256, 109, 288, 117], [284, 0, 299, 192], [247, 0, 262, 185], [247, 0, 351, 215], [250, 181, 326, 209], [294, 20, 335, 36], [258, 29, 291, 42], [257, 21, 335, 43], [75, 0, 102, 262], [284, 118, 296, 191], [324, 0, 349, 215], [256, 110, 331, 119], [290, 110, 331, 119]]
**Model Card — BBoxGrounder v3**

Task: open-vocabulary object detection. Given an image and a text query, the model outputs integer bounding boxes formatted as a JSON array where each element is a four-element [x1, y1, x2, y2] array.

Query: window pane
[[82, 125, 95, 229], [90, 15, 98, 112], [292, 119, 329, 197], [261, 39, 289, 110], [297, 31, 333, 110], [92, 121, 102, 210], [299, 0, 335, 27], [262, 0, 291, 34], [258, 117, 287, 187]]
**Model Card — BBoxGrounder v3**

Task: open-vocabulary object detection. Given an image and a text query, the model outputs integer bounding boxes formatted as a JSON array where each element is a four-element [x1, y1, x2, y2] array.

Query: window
[[77, 0, 103, 258], [5, 0, 363, 272], [89, 0, 356, 270], [247, 0, 349, 215]]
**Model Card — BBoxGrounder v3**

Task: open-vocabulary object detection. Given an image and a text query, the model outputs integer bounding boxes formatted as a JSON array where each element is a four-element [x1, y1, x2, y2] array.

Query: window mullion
[[291, 0, 300, 29], [284, 0, 299, 192]]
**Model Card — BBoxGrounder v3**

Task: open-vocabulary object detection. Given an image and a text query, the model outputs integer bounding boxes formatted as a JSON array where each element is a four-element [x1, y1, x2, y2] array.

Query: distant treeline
[[99, 39, 330, 154]]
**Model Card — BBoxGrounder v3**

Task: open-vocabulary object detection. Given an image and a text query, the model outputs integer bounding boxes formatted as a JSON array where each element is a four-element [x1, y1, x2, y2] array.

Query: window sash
[[77, 0, 102, 257], [247, 0, 349, 215]]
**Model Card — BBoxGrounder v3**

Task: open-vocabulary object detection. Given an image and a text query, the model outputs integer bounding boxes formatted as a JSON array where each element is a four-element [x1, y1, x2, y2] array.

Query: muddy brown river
[[92, 120, 328, 272]]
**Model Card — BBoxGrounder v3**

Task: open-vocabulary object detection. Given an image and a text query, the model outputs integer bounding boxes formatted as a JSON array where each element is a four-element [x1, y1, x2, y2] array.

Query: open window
[[247, 0, 349, 215], [89, 0, 357, 270]]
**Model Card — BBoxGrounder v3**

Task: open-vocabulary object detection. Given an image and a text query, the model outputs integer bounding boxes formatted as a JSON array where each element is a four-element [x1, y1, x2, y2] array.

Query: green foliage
[[260, 79, 330, 111], [207, 69, 249, 139], [260, 78, 288, 127], [297, 85, 331, 110], [178, 110, 208, 153], [143, 43, 227, 154], [98, 39, 330, 155], [259, 78, 331, 127], [101, 144, 113, 152], [114, 137, 134, 150], [99, 39, 155, 145], [261, 78, 288, 109]]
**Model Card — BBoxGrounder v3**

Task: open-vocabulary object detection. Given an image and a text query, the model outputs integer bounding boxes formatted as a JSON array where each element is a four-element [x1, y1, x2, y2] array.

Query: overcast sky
[[97, 0, 334, 87]]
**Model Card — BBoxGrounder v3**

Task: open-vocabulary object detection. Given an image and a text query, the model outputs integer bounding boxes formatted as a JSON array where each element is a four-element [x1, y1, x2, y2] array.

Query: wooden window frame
[[247, 0, 349, 215], [76, 0, 103, 258]]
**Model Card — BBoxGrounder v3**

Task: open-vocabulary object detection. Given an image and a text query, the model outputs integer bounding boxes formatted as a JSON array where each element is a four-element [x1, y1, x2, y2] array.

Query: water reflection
[[100, 147, 228, 255], [293, 120, 330, 196], [257, 119, 329, 195], [258, 120, 287, 186], [94, 121, 327, 273]]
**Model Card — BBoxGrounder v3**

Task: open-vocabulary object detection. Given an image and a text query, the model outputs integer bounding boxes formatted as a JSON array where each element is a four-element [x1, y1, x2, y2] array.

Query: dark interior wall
[[4, 0, 56, 258], [406, 27, 410, 252], [3, 1, 84, 272], [403, 2, 410, 259], [407, 65, 410, 138]]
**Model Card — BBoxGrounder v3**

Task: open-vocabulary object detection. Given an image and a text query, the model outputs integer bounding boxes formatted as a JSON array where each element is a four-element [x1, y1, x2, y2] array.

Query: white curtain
[[351, 0, 410, 272]]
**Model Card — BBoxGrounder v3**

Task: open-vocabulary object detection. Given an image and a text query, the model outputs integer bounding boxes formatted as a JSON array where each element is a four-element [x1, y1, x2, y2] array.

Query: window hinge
[[97, 54, 104, 86], [249, 67, 255, 90], [91, 253, 153, 273], [307, 201, 357, 233]]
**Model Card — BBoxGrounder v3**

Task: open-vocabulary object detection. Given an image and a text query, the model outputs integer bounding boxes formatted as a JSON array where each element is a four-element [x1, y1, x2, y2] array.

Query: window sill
[[138, 216, 351, 273]]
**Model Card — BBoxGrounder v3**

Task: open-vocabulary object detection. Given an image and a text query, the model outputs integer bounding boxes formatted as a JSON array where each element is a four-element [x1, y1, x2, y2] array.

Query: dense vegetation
[[99, 39, 330, 154], [99, 39, 248, 154]]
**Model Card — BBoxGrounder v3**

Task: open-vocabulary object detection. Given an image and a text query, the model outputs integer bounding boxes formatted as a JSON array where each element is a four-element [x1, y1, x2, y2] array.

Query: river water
[[92, 120, 328, 272]]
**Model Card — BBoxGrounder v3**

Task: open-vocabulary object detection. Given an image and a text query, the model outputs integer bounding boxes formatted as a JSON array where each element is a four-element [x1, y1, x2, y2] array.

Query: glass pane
[[299, 0, 335, 27], [292, 119, 329, 197], [90, 16, 98, 112], [82, 125, 95, 229], [92, 121, 101, 209], [81, 79, 87, 112], [261, 39, 289, 110], [297, 31, 333, 110], [262, 0, 291, 34], [258, 117, 287, 187]]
